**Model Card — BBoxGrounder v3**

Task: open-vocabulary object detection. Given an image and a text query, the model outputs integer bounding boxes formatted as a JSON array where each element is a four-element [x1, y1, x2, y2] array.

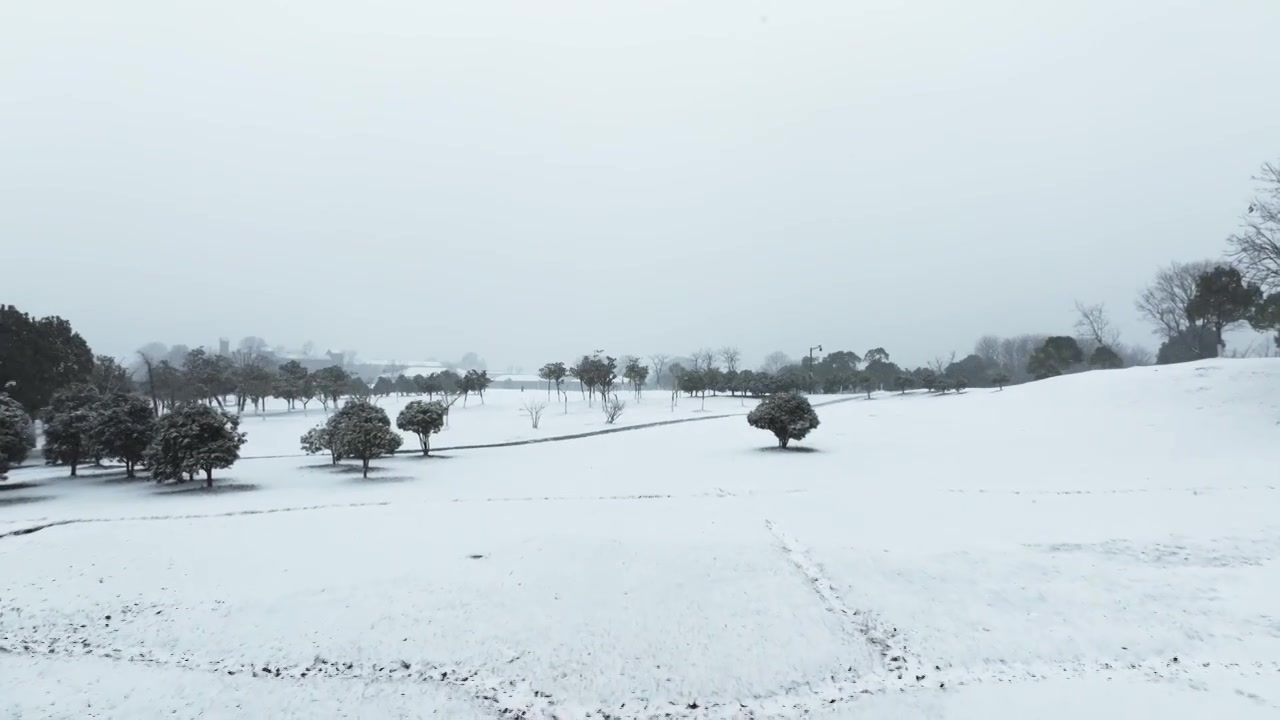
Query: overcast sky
[[4, 0, 1277, 370]]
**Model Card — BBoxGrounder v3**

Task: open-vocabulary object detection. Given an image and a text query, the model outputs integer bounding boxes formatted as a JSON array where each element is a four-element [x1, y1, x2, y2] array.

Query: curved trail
[[240, 395, 861, 460]]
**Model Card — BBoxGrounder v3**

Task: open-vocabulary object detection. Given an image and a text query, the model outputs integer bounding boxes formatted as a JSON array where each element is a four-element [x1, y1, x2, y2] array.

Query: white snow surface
[[1, 360, 1278, 718]]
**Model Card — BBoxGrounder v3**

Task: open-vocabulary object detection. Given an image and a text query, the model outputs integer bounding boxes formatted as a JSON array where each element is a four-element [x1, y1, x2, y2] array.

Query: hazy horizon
[[5, 0, 1278, 370]]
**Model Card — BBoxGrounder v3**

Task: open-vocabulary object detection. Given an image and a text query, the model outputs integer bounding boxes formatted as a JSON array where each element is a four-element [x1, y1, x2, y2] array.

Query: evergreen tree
[[372, 376, 396, 397], [1088, 345, 1124, 369], [1186, 265, 1263, 353], [0, 305, 94, 413], [90, 355, 132, 394], [397, 400, 447, 455], [1249, 292, 1280, 347], [857, 374, 875, 399], [145, 403, 246, 486], [393, 374, 416, 396], [329, 400, 402, 477], [460, 369, 491, 406], [0, 392, 37, 479], [747, 392, 820, 449], [301, 425, 342, 464], [1027, 336, 1084, 380], [893, 375, 914, 394], [991, 372, 1011, 390], [43, 384, 102, 476], [347, 376, 372, 400], [311, 365, 351, 410], [274, 360, 309, 409], [622, 358, 649, 399], [1156, 326, 1219, 365], [92, 392, 157, 478]]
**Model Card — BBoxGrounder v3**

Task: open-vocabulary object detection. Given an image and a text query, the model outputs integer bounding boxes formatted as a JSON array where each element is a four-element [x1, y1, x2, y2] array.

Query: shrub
[[747, 392, 819, 449]]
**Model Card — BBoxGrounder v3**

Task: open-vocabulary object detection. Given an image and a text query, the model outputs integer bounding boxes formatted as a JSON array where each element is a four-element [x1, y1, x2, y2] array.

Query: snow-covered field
[[1, 360, 1278, 718], [232, 388, 842, 458]]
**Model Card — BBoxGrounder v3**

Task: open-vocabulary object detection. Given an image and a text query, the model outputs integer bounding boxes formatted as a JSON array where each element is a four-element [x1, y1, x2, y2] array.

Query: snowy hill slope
[[1, 359, 1277, 718]]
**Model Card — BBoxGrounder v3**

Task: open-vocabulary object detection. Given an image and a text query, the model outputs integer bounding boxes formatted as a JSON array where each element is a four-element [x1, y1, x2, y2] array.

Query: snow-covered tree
[[43, 384, 102, 476], [892, 375, 914, 394], [372, 376, 395, 397], [347, 376, 372, 401], [92, 392, 157, 478], [396, 400, 446, 455], [311, 365, 351, 410], [330, 400, 402, 477], [460, 369, 491, 406], [274, 360, 309, 409], [90, 355, 132, 394], [0, 392, 37, 479], [857, 374, 875, 399], [145, 403, 247, 486], [539, 362, 568, 400], [747, 392, 819, 449], [393, 374, 416, 396], [1089, 345, 1124, 370], [622, 358, 649, 399], [300, 424, 341, 464], [992, 372, 1011, 390]]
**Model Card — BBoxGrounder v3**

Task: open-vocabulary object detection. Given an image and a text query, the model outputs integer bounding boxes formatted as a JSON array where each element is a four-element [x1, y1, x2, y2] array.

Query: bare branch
[[1073, 301, 1120, 348], [1135, 260, 1217, 339], [521, 398, 548, 429], [718, 346, 741, 373], [1227, 161, 1280, 292]]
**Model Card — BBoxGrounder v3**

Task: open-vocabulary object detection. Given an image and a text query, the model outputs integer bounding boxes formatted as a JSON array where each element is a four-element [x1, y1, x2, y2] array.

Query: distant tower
[[218, 338, 230, 356]]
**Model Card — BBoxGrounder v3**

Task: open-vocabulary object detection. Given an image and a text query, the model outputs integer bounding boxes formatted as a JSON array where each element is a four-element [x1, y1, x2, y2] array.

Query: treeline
[[134, 348, 495, 415]]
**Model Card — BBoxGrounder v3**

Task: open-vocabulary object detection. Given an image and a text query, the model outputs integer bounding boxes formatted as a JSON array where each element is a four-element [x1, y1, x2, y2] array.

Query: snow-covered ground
[[233, 389, 831, 457], [1, 360, 1278, 718]]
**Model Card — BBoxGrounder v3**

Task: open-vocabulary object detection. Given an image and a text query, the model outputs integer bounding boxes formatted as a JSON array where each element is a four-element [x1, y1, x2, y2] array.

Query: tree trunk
[[69, 460, 77, 477], [205, 468, 213, 487], [125, 461, 134, 478], [362, 458, 370, 478], [421, 434, 430, 456]]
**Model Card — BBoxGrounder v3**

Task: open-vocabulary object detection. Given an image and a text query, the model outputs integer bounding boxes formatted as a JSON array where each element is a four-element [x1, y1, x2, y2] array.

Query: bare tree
[[649, 354, 669, 387], [997, 335, 1046, 382], [928, 352, 955, 374], [973, 335, 1001, 367], [238, 336, 268, 356], [1135, 260, 1217, 339], [521, 398, 548, 429], [1227, 161, 1280, 292], [137, 350, 160, 416], [691, 348, 716, 372], [718, 346, 741, 373], [1074, 301, 1120, 349], [760, 351, 792, 374], [602, 394, 626, 424]]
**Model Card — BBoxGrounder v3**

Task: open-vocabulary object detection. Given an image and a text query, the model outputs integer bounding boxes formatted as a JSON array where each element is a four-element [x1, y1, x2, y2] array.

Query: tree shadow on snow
[[0, 495, 51, 508], [754, 445, 822, 454], [346, 474, 414, 484], [0, 481, 43, 492], [402, 453, 454, 461], [298, 462, 343, 472], [153, 482, 260, 496]]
